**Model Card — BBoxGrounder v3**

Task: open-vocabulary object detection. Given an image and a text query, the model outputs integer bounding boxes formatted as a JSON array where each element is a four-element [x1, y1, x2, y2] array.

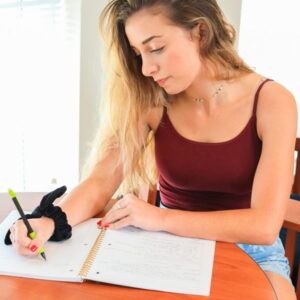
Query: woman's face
[[125, 8, 203, 95]]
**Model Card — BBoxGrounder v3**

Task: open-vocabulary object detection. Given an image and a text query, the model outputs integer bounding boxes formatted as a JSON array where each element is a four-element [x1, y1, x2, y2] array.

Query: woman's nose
[[141, 57, 159, 77]]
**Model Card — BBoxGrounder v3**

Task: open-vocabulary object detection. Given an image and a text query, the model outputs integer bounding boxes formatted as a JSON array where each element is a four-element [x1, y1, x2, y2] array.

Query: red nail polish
[[97, 220, 102, 227], [30, 245, 38, 252], [104, 224, 110, 228]]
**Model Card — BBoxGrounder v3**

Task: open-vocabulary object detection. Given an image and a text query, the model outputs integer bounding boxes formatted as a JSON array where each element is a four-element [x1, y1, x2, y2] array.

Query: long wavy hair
[[82, 0, 253, 196]]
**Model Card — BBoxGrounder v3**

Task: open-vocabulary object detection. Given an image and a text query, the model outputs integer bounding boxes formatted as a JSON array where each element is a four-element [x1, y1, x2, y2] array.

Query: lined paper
[[87, 226, 215, 296]]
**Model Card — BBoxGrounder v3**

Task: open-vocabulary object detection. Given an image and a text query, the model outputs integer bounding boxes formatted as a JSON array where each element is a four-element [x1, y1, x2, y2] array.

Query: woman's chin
[[162, 86, 185, 95]]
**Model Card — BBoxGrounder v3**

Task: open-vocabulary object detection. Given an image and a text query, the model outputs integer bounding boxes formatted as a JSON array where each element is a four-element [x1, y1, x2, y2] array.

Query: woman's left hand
[[99, 193, 165, 231]]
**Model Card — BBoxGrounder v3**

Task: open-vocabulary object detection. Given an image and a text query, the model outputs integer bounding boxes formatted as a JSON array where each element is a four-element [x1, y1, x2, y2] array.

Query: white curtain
[[0, 0, 81, 192]]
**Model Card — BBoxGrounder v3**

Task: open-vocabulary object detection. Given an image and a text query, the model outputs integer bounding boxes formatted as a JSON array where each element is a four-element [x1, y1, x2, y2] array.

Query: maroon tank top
[[155, 79, 272, 211]]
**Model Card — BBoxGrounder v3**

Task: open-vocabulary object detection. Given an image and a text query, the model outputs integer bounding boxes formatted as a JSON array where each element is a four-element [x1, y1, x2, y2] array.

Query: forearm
[[57, 177, 112, 227], [56, 148, 123, 227], [161, 207, 280, 245]]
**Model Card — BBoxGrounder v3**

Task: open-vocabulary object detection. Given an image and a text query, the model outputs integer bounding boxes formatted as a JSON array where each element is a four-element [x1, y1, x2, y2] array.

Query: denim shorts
[[237, 237, 293, 286], [159, 202, 293, 286]]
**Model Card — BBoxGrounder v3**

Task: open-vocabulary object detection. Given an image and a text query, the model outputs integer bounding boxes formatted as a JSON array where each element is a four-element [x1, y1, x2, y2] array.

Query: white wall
[[217, 0, 242, 45], [79, 0, 108, 176], [239, 0, 300, 113]]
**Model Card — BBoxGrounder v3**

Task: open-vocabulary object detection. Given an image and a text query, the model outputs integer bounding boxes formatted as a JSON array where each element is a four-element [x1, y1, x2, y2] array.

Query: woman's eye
[[151, 47, 164, 53]]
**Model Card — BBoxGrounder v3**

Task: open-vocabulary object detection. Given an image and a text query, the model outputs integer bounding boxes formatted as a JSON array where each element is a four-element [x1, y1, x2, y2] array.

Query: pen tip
[[41, 252, 47, 261]]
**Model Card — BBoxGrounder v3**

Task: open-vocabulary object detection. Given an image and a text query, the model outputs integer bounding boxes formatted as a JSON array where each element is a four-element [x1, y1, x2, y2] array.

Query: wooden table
[[0, 241, 276, 300]]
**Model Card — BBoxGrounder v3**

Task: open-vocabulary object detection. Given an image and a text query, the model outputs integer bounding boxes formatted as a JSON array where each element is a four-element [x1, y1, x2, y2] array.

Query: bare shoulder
[[144, 105, 164, 132], [260, 80, 295, 101], [258, 80, 296, 112], [256, 80, 297, 140]]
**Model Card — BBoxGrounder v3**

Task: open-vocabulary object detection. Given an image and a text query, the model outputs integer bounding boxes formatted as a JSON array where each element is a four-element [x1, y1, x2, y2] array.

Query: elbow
[[249, 208, 284, 245], [260, 231, 278, 246], [252, 229, 277, 246], [255, 220, 282, 246]]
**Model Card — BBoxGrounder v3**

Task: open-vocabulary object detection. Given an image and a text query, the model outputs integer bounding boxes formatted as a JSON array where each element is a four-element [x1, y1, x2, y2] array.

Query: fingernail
[[104, 224, 110, 228], [30, 245, 38, 252], [97, 220, 102, 227]]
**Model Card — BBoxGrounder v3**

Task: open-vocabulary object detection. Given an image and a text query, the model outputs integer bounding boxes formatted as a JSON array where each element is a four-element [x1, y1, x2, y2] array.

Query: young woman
[[7, 1, 297, 298]]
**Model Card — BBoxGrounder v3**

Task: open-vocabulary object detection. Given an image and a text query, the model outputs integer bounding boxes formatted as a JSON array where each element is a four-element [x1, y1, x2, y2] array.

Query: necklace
[[193, 82, 224, 103]]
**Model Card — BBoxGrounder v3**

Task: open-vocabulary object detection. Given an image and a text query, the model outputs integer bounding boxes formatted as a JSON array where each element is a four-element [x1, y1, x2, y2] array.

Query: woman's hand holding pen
[[9, 217, 54, 256], [99, 194, 166, 231], [5, 186, 72, 258]]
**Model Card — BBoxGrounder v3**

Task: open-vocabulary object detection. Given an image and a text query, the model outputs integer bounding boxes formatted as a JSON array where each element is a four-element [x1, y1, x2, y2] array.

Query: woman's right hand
[[9, 217, 54, 256]]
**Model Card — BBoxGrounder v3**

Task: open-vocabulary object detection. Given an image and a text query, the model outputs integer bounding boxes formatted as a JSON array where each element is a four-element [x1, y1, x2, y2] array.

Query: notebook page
[[0, 211, 99, 282], [86, 226, 215, 296]]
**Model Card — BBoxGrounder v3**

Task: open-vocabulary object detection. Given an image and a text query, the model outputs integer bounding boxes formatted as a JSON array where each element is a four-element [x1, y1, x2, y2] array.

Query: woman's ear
[[193, 22, 207, 42], [190, 22, 207, 49]]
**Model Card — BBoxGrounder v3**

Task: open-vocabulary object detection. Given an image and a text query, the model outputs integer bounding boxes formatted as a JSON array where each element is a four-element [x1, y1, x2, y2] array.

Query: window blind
[[0, 0, 81, 192]]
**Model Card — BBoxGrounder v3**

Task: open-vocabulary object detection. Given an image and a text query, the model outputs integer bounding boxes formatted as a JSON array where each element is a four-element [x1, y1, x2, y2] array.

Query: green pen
[[8, 189, 47, 261]]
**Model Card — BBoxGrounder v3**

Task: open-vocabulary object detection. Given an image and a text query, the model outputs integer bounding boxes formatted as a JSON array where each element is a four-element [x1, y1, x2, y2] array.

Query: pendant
[[194, 97, 205, 103]]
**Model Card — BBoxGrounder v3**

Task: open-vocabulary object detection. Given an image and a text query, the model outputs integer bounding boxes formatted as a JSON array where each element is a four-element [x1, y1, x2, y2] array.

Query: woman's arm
[[57, 148, 124, 227], [103, 82, 298, 245]]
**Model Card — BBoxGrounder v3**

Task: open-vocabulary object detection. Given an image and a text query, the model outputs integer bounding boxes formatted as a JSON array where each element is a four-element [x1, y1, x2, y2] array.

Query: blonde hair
[[82, 0, 253, 195]]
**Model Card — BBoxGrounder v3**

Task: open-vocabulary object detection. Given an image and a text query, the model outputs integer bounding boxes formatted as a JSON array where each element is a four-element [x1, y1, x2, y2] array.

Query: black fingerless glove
[[4, 186, 72, 245]]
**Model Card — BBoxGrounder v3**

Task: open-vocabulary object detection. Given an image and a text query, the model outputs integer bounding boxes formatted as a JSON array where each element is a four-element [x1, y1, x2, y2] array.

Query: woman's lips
[[156, 77, 169, 87]]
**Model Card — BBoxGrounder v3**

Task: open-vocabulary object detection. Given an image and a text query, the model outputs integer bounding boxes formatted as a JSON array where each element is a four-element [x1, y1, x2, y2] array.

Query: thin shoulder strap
[[252, 78, 273, 116]]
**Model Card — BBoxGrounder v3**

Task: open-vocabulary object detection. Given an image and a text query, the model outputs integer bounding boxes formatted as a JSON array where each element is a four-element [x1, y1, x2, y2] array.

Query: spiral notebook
[[0, 210, 215, 296]]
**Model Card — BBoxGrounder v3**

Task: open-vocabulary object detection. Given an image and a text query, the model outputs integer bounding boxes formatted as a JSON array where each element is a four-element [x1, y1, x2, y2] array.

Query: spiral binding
[[79, 229, 106, 277]]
